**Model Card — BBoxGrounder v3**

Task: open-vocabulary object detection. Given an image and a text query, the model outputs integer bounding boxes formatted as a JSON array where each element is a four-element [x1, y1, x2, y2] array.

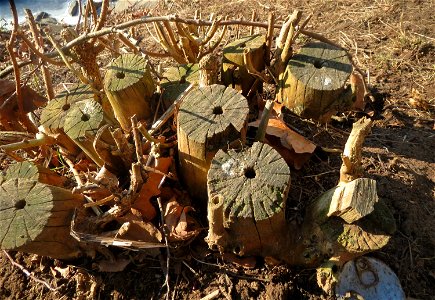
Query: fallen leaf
[[132, 156, 173, 220], [95, 258, 130, 272], [163, 197, 201, 242], [115, 217, 163, 243], [222, 253, 257, 268], [53, 266, 72, 278], [249, 118, 316, 154], [249, 117, 316, 169], [349, 73, 366, 111], [409, 88, 429, 110]]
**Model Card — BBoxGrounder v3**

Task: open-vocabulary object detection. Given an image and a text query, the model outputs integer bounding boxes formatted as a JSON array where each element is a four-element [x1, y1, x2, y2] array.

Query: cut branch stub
[[206, 142, 291, 259], [0, 178, 84, 259], [177, 84, 249, 203], [64, 99, 107, 167], [4, 161, 67, 187], [161, 63, 199, 108], [300, 187, 395, 267], [104, 53, 155, 131], [276, 42, 353, 122], [222, 34, 265, 102]]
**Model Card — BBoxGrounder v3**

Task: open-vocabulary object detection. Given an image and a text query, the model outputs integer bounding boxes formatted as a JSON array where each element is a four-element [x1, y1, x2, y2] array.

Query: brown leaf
[[53, 266, 72, 278], [115, 215, 163, 243], [350, 73, 366, 111], [132, 156, 173, 220], [222, 253, 257, 269], [249, 118, 316, 154], [163, 197, 201, 242], [409, 88, 430, 110], [95, 258, 130, 272]]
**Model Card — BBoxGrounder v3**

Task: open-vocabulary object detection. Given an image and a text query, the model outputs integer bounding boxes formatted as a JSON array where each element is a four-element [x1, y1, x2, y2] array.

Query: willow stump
[[161, 63, 199, 108], [64, 99, 109, 168], [222, 34, 265, 103], [0, 178, 84, 259], [40, 84, 96, 154], [276, 42, 353, 122], [206, 142, 291, 258], [4, 161, 66, 187], [177, 84, 249, 203], [104, 53, 155, 131]]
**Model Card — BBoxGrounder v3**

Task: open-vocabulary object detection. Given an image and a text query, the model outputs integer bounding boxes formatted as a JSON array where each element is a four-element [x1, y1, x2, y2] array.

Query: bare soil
[[1, 0, 434, 299]]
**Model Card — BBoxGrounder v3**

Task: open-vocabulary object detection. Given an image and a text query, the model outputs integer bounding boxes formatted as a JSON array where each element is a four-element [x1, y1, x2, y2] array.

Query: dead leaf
[[249, 117, 316, 169], [163, 197, 201, 242], [409, 88, 429, 110], [115, 218, 163, 243], [222, 253, 257, 268], [350, 73, 366, 110], [132, 156, 173, 220], [95, 258, 131, 272], [53, 266, 72, 278], [249, 118, 316, 154]]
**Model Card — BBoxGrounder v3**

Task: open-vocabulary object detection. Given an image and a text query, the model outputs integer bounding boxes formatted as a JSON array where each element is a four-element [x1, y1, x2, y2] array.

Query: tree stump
[[104, 53, 155, 131], [276, 42, 353, 122], [3, 161, 67, 187], [40, 84, 96, 154], [177, 84, 249, 203], [221, 34, 265, 104], [206, 142, 291, 259], [64, 99, 109, 167], [161, 63, 199, 108], [0, 178, 84, 259]]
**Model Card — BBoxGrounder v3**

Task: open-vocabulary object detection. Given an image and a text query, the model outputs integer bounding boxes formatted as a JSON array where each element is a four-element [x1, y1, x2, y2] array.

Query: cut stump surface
[[206, 142, 291, 258], [277, 42, 353, 121], [0, 178, 83, 259]]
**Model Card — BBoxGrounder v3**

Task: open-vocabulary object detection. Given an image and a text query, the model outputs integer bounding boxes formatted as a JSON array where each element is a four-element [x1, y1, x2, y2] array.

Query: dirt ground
[[0, 0, 434, 299]]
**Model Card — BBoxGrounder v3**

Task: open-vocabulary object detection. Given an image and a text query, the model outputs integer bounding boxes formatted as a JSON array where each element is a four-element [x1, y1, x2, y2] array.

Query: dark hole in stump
[[62, 103, 71, 111], [313, 60, 323, 69], [116, 72, 125, 79], [81, 114, 90, 122], [244, 167, 256, 179], [15, 199, 26, 210], [212, 106, 223, 115]]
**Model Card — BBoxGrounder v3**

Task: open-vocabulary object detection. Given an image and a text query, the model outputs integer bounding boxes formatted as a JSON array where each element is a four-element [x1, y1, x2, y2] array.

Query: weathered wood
[[327, 178, 378, 223], [64, 99, 108, 167], [104, 53, 155, 130], [4, 161, 67, 187], [177, 84, 249, 202], [222, 34, 265, 102], [276, 42, 353, 122], [340, 117, 373, 184], [40, 84, 95, 131], [199, 54, 219, 87], [160, 63, 199, 108], [0, 131, 34, 146], [206, 142, 291, 258], [0, 178, 84, 259], [40, 84, 95, 155]]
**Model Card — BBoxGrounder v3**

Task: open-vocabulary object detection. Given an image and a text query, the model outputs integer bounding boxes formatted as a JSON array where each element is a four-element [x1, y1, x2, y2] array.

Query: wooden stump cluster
[[177, 84, 249, 204]]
